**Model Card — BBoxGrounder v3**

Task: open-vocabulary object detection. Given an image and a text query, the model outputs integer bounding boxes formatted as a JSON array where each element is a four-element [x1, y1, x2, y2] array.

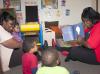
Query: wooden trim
[[96, 0, 98, 11]]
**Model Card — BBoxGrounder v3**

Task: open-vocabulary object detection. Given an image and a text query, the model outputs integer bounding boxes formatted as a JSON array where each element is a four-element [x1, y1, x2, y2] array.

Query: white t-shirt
[[0, 25, 13, 43], [0, 25, 13, 72]]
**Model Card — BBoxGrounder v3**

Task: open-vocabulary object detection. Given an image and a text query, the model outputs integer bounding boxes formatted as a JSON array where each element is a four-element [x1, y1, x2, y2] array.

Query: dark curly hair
[[81, 7, 100, 24], [0, 11, 17, 26]]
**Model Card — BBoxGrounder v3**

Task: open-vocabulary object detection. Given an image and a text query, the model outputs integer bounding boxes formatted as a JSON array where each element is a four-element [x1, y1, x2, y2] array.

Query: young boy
[[36, 47, 69, 74], [22, 37, 38, 74]]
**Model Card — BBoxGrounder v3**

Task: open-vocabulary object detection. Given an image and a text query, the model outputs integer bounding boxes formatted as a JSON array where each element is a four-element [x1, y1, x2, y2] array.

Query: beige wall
[[91, 0, 96, 10], [59, 0, 92, 25], [38, 0, 93, 25], [98, 0, 100, 13], [0, 0, 3, 8], [91, 0, 100, 13]]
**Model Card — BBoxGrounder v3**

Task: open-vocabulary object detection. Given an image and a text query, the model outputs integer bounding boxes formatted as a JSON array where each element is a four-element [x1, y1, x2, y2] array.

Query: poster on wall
[[61, 0, 66, 6], [41, 0, 58, 9], [3, 0, 21, 11], [10, 0, 21, 11], [3, 0, 10, 8]]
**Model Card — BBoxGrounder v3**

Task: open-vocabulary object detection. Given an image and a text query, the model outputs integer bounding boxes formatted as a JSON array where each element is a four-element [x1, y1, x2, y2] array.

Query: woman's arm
[[1, 37, 23, 49], [77, 35, 91, 48], [0, 26, 23, 49]]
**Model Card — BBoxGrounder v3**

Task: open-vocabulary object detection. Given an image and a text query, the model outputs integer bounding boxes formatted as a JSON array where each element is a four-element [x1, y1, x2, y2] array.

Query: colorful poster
[[41, 0, 58, 9]]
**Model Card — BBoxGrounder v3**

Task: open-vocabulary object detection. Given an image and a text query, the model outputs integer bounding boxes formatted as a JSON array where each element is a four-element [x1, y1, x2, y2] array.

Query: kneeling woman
[[65, 7, 100, 65]]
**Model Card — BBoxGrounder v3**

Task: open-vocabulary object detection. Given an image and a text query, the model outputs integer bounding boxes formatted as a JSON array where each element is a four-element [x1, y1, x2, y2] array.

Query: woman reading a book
[[65, 7, 100, 65]]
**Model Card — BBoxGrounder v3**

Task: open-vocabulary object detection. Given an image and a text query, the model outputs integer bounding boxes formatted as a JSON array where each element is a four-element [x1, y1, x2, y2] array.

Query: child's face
[[31, 42, 38, 53], [13, 25, 20, 32]]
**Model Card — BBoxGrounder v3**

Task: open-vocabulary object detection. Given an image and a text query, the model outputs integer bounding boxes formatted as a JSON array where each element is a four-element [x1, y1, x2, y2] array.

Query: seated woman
[[65, 7, 100, 65]]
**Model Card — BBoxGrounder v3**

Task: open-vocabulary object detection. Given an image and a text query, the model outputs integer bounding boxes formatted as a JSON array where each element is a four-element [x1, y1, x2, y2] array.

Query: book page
[[61, 25, 75, 41], [61, 22, 84, 42], [73, 22, 85, 40]]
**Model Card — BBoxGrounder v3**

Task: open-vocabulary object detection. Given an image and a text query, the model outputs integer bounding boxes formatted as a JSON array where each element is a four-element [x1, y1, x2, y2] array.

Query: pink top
[[22, 53, 38, 74]]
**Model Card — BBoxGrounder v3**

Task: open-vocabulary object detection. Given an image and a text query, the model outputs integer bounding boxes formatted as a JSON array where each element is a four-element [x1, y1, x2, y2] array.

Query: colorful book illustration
[[61, 22, 85, 41]]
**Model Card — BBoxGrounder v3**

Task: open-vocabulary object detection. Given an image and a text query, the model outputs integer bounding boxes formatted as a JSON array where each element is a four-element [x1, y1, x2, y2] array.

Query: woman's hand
[[77, 35, 91, 48], [77, 35, 85, 45]]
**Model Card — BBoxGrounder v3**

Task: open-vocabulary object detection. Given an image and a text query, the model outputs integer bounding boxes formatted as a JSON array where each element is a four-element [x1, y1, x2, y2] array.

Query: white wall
[[21, 0, 94, 26], [1, 0, 95, 25], [38, 0, 92, 26], [38, 0, 60, 22], [91, 0, 96, 10], [0, 0, 3, 8], [98, 0, 100, 13]]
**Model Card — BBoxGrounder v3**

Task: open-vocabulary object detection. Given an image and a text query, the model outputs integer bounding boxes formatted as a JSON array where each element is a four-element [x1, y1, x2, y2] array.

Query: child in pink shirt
[[22, 38, 38, 74]]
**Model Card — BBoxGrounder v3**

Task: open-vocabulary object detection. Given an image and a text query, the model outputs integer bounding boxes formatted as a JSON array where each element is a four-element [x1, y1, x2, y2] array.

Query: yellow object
[[20, 22, 40, 32], [36, 43, 41, 46]]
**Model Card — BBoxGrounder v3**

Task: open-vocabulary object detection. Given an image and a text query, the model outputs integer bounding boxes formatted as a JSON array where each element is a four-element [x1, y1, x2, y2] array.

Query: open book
[[61, 22, 85, 42]]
